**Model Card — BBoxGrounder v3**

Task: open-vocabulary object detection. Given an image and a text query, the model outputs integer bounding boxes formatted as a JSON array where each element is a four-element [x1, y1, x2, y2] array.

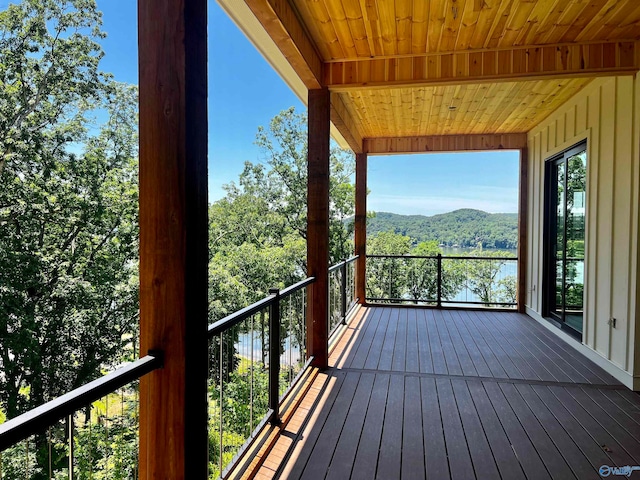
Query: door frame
[[542, 140, 587, 339]]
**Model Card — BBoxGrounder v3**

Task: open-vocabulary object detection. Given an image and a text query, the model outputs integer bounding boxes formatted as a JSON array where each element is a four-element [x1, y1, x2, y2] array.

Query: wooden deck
[[256, 307, 640, 480]]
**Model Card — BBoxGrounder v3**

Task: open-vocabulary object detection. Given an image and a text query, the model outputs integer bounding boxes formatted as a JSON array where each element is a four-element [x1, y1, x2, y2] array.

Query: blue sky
[[96, 1, 519, 217]]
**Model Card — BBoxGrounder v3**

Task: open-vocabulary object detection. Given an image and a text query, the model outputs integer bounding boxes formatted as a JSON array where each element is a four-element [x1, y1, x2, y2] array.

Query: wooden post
[[138, 0, 209, 477], [354, 153, 367, 304], [517, 147, 529, 314], [307, 88, 330, 369]]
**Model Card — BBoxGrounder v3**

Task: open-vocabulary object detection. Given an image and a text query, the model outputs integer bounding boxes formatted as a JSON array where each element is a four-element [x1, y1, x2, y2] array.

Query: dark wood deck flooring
[[270, 308, 640, 480]]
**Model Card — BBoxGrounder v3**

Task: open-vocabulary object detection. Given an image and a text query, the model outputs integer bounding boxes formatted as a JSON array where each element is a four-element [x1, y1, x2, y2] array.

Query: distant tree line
[[366, 209, 518, 249]]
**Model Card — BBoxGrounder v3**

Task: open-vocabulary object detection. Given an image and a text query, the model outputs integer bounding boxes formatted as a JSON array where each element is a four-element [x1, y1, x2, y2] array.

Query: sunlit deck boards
[[256, 307, 640, 480]]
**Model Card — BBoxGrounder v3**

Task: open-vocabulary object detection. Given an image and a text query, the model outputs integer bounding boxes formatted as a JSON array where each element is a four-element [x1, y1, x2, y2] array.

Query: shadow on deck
[[256, 307, 640, 480]]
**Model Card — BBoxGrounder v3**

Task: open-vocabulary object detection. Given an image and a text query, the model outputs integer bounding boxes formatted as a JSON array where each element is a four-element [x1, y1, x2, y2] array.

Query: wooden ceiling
[[293, 0, 640, 59], [221, 0, 640, 153]]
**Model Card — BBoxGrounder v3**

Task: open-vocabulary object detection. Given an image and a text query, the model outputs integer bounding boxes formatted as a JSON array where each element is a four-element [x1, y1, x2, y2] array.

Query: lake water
[[440, 246, 518, 256]]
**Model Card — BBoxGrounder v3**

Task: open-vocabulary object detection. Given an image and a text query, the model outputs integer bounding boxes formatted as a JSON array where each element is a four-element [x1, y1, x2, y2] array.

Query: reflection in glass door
[[544, 142, 586, 337]]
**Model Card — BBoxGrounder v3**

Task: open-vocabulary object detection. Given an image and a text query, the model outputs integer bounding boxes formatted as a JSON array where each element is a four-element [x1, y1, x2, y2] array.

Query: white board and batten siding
[[526, 75, 640, 390]]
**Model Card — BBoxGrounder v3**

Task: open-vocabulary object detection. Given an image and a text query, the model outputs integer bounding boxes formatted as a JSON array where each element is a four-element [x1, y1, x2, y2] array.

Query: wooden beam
[[330, 92, 363, 153], [307, 88, 330, 369], [245, 0, 323, 89], [324, 41, 639, 90], [518, 147, 528, 314], [364, 133, 528, 155], [354, 153, 367, 304], [138, 0, 209, 477]]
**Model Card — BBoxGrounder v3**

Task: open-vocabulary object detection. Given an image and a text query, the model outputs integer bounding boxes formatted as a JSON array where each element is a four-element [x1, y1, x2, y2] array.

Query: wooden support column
[[307, 88, 330, 369], [355, 153, 367, 304], [138, 0, 208, 477], [517, 147, 529, 314]]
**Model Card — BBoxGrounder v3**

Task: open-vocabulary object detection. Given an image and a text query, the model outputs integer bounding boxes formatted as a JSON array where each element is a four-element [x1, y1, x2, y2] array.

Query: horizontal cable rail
[[0, 352, 163, 451], [366, 253, 518, 308]]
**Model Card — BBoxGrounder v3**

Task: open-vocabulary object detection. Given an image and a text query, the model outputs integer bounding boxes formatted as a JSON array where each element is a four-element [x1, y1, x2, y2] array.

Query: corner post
[[138, 0, 209, 477], [355, 152, 367, 304], [518, 146, 529, 313], [307, 88, 330, 369]]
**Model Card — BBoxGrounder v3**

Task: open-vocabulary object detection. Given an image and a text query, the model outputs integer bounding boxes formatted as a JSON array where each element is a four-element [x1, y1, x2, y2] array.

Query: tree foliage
[[208, 107, 355, 322], [0, 0, 138, 421], [366, 209, 518, 249]]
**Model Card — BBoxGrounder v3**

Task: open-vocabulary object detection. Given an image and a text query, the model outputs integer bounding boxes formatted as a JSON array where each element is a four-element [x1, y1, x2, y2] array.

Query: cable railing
[[328, 256, 359, 335], [207, 277, 314, 479], [0, 259, 362, 479], [0, 353, 163, 478], [366, 253, 518, 308]]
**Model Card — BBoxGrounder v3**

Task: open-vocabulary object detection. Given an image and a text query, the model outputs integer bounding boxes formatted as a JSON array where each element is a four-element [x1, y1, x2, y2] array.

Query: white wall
[[527, 74, 640, 389]]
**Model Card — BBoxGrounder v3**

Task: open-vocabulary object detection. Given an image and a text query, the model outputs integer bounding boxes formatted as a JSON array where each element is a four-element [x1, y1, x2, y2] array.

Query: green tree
[[406, 241, 465, 303], [249, 107, 356, 264], [366, 232, 411, 301], [0, 0, 139, 424], [464, 250, 517, 305]]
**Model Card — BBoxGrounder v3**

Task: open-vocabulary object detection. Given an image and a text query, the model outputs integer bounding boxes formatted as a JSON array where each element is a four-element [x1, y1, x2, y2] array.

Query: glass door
[[544, 142, 586, 337]]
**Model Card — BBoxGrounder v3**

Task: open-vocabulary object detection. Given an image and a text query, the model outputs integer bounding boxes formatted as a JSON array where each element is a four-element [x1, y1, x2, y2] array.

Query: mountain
[[366, 209, 518, 249]]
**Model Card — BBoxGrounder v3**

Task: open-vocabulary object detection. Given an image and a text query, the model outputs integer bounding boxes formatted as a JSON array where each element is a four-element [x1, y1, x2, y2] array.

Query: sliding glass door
[[544, 142, 586, 337]]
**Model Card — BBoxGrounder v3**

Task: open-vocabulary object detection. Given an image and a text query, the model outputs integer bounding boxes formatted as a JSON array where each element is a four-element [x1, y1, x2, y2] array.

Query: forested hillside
[[367, 209, 518, 248]]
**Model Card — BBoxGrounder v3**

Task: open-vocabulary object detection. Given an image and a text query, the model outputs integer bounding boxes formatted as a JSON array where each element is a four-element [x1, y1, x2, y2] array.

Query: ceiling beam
[[325, 41, 639, 90], [244, 0, 323, 89], [364, 134, 528, 155], [330, 92, 363, 153]]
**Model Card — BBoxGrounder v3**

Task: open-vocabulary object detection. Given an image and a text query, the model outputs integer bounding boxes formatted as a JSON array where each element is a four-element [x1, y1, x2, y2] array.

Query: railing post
[[341, 260, 347, 324], [268, 288, 281, 425], [437, 254, 442, 308]]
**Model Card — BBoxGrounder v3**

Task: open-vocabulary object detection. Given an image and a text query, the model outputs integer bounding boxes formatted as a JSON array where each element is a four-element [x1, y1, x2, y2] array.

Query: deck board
[[436, 311, 464, 376], [347, 307, 382, 370], [545, 386, 637, 466], [350, 374, 389, 480], [263, 307, 640, 479], [421, 377, 451, 479], [441, 310, 478, 376], [401, 376, 425, 479], [404, 309, 420, 373], [450, 379, 500, 479], [498, 382, 576, 479], [300, 372, 360, 479], [437, 378, 476, 480], [514, 384, 600, 480], [325, 372, 375, 479], [425, 309, 448, 374], [530, 384, 615, 472], [448, 310, 493, 377], [391, 309, 408, 372], [467, 310, 527, 379], [466, 381, 526, 480], [416, 309, 434, 374], [376, 374, 404, 479]]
